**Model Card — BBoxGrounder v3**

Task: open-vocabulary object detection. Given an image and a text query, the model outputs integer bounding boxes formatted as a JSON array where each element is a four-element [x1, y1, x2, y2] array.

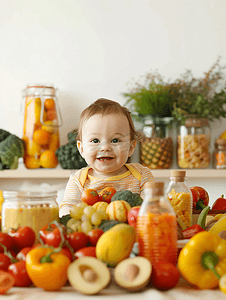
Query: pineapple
[[140, 137, 173, 169]]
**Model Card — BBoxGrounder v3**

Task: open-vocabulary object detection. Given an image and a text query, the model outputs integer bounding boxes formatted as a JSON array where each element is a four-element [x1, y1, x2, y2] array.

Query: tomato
[[87, 229, 104, 246], [0, 270, 15, 295], [99, 187, 117, 203], [8, 260, 32, 287], [212, 195, 226, 210], [0, 233, 14, 253], [127, 206, 140, 229], [151, 262, 180, 290], [16, 247, 33, 261], [190, 186, 209, 210], [190, 188, 200, 211], [67, 231, 89, 252], [0, 254, 11, 271], [81, 189, 99, 206], [60, 246, 74, 262], [75, 246, 96, 259], [8, 226, 36, 251], [39, 223, 67, 248]]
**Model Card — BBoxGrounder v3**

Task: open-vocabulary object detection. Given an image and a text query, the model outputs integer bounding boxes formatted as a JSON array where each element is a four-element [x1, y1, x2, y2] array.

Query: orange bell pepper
[[25, 247, 71, 291]]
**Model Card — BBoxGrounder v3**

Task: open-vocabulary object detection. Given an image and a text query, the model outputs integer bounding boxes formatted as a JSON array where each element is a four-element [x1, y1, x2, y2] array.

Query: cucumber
[[197, 205, 210, 229]]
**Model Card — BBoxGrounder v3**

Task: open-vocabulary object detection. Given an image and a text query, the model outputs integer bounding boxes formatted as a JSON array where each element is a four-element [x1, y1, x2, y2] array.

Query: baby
[[59, 98, 154, 217]]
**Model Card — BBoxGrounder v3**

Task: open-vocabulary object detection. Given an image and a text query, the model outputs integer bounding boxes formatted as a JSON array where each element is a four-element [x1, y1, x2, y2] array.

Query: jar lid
[[144, 181, 164, 189], [3, 190, 58, 200], [170, 170, 186, 177], [24, 84, 56, 97], [185, 118, 209, 128]]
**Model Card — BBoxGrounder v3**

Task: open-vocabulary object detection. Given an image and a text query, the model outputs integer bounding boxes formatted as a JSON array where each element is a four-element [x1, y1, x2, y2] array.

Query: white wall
[[0, 0, 226, 205]]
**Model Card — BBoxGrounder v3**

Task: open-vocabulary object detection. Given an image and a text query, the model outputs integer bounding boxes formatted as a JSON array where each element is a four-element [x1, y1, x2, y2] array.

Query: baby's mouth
[[97, 157, 114, 162]]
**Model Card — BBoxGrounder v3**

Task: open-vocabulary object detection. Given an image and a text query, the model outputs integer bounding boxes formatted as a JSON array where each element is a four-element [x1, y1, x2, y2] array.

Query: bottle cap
[[170, 170, 186, 177], [144, 181, 164, 189]]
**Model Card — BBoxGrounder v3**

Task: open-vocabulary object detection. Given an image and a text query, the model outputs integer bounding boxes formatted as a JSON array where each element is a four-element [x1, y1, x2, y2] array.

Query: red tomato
[[0, 270, 15, 295], [67, 231, 89, 252], [99, 187, 117, 203], [0, 253, 11, 271], [60, 246, 74, 262], [81, 189, 99, 206], [87, 229, 104, 246], [39, 223, 67, 248], [0, 233, 14, 253], [8, 226, 36, 251], [75, 246, 96, 259], [8, 260, 32, 287], [212, 195, 226, 210], [16, 247, 33, 261], [127, 206, 140, 229], [151, 262, 180, 291], [190, 186, 209, 207]]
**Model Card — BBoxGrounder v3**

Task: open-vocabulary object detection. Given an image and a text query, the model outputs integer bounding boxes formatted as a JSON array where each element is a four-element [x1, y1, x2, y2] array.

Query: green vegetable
[[59, 214, 72, 227], [99, 220, 122, 232], [111, 190, 143, 207], [197, 205, 210, 229], [0, 131, 25, 170], [67, 129, 78, 144]]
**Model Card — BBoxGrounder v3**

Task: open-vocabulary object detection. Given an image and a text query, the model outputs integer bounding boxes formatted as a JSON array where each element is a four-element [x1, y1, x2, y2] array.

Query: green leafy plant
[[169, 56, 226, 123]]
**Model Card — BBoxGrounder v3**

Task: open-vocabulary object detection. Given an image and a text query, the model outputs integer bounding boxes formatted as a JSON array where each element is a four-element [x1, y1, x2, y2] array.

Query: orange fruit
[[33, 129, 50, 145], [40, 150, 58, 168], [49, 133, 60, 151], [24, 156, 41, 169], [26, 140, 41, 157], [42, 121, 55, 133], [44, 98, 55, 110], [46, 109, 57, 121]]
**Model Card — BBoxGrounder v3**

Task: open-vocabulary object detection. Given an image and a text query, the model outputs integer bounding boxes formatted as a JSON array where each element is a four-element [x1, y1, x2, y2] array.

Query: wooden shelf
[[0, 168, 225, 179]]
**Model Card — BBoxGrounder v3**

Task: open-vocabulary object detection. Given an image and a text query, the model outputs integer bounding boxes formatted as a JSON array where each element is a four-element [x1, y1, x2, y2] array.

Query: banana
[[197, 206, 210, 229]]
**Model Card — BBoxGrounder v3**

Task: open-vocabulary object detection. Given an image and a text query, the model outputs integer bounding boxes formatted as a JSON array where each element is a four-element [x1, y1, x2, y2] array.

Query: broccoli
[[111, 190, 143, 207], [67, 129, 78, 144], [55, 142, 87, 169], [0, 132, 25, 170]]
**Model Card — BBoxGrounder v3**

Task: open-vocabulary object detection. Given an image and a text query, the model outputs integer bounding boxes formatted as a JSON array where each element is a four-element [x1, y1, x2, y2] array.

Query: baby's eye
[[91, 138, 99, 143], [111, 138, 119, 143]]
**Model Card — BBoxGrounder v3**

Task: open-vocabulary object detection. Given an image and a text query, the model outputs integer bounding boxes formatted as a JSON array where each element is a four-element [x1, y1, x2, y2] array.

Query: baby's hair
[[77, 98, 139, 141]]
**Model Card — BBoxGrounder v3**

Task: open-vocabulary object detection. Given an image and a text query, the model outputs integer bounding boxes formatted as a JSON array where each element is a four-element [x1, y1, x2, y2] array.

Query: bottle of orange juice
[[136, 181, 177, 265]]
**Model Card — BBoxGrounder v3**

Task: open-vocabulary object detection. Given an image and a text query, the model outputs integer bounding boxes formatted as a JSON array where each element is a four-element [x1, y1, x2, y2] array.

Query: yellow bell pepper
[[178, 231, 226, 289], [25, 247, 71, 291]]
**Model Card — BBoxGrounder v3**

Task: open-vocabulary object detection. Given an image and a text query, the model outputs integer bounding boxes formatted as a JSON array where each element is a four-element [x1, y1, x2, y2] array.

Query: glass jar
[[22, 84, 62, 169], [2, 190, 59, 241], [213, 139, 226, 169], [139, 116, 173, 169], [177, 117, 211, 169], [136, 181, 177, 265], [166, 170, 192, 229]]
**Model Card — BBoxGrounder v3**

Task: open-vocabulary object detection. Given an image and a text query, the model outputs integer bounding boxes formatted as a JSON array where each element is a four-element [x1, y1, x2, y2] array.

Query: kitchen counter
[[2, 276, 226, 300]]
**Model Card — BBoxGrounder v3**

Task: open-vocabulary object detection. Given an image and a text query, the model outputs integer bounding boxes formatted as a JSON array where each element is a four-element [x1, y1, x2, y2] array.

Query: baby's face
[[77, 113, 136, 178]]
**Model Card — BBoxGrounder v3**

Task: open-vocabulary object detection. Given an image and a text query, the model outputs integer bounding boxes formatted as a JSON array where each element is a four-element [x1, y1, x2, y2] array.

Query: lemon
[[220, 130, 226, 139], [219, 274, 226, 294]]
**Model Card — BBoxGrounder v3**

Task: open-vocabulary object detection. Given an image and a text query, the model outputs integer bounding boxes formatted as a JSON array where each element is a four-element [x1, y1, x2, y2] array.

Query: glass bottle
[[213, 139, 226, 169], [177, 117, 211, 169], [136, 181, 177, 265], [166, 170, 192, 229], [2, 190, 59, 241], [22, 84, 62, 169]]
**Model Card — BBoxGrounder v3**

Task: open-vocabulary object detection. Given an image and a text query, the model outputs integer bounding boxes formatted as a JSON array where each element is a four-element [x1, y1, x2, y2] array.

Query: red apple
[[128, 206, 140, 230]]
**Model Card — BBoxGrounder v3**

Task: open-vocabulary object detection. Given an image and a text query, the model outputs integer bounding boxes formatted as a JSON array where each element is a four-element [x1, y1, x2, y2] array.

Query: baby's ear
[[128, 140, 136, 157], [77, 141, 83, 157]]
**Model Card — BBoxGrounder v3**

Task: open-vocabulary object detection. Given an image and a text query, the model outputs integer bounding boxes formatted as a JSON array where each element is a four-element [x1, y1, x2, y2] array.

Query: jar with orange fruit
[[22, 84, 62, 169]]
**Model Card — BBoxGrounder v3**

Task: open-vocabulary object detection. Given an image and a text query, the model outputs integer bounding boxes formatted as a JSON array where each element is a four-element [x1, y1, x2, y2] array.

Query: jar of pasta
[[176, 117, 211, 169], [213, 139, 226, 169], [22, 84, 62, 169]]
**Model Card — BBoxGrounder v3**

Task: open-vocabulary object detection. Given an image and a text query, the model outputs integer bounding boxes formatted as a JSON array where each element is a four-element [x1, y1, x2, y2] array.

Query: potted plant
[[168, 57, 226, 169], [123, 71, 175, 169]]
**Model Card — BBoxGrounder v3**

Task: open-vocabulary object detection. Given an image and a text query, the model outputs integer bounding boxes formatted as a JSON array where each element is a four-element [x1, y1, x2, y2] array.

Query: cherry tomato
[[0, 233, 14, 253], [39, 223, 67, 248], [151, 262, 180, 290], [212, 195, 226, 210], [0, 253, 11, 271], [81, 189, 99, 206], [8, 260, 32, 287], [190, 186, 209, 207], [16, 247, 33, 261], [0, 270, 15, 295], [67, 231, 89, 252], [87, 229, 104, 246], [99, 187, 117, 203], [75, 246, 96, 259], [8, 226, 36, 251]]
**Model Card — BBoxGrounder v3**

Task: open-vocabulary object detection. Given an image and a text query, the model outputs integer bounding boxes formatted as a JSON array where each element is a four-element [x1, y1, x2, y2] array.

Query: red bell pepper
[[212, 195, 226, 210], [182, 224, 205, 239]]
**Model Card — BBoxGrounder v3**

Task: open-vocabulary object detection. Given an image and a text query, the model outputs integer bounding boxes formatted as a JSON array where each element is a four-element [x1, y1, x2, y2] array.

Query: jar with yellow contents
[[22, 84, 62, 169]]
